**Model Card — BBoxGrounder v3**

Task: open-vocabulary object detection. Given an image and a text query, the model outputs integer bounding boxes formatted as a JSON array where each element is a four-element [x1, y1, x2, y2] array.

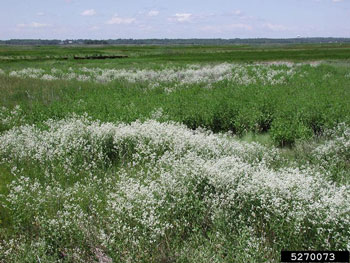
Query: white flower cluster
[[9, 68, 45, 79], [4, 63, 301, 87], [0, 55, 30, 61], [257, 61, 322, 67], [1, 116, 349, 260], [0, 105, 25, 128], [311, 123, 350, 182]]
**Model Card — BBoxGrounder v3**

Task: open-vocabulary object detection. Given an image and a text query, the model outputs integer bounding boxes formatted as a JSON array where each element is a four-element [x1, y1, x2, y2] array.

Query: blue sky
[[0, 0, 349, 39]]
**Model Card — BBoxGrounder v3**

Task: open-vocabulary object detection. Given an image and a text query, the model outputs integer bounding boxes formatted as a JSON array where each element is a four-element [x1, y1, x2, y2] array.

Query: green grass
[[1, 43, 350, 65], [1, 61, 350, 146]]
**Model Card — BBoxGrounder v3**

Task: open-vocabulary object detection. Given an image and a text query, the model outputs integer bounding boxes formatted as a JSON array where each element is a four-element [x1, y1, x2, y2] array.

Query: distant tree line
[[1, 38, 350, 46]]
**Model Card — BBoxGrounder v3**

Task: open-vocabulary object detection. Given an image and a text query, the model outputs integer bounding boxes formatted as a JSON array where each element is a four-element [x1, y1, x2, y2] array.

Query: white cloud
[[332, 0, 343, 2], [172, 13, 192, 22], [17, 22, 50, 28], [201, 23, 253, 32], [90, 26, 99, 31], [232, 10, 243, 16], [148, 10, 159, 17], [263, 23, 289, 31], [81, 9, 96, 16], [229, 23, 253, 30], [221, 10, 244, 17], [138, 24, 154, 31], [36, 12, 45, 16], [221, 10, 254, 21], [107, 16, 136, 25]]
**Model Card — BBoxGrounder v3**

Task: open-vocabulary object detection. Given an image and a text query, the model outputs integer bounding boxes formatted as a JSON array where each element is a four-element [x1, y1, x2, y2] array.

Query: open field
[[0, 44, 350, 262]]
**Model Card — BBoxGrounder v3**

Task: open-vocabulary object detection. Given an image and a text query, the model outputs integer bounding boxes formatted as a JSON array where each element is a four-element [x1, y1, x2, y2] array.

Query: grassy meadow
[[0, 44, 350, 262]]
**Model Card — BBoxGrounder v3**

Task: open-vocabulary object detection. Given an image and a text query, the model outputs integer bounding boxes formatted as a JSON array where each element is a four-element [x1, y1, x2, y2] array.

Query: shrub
[[270, 118, 313, 147]]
